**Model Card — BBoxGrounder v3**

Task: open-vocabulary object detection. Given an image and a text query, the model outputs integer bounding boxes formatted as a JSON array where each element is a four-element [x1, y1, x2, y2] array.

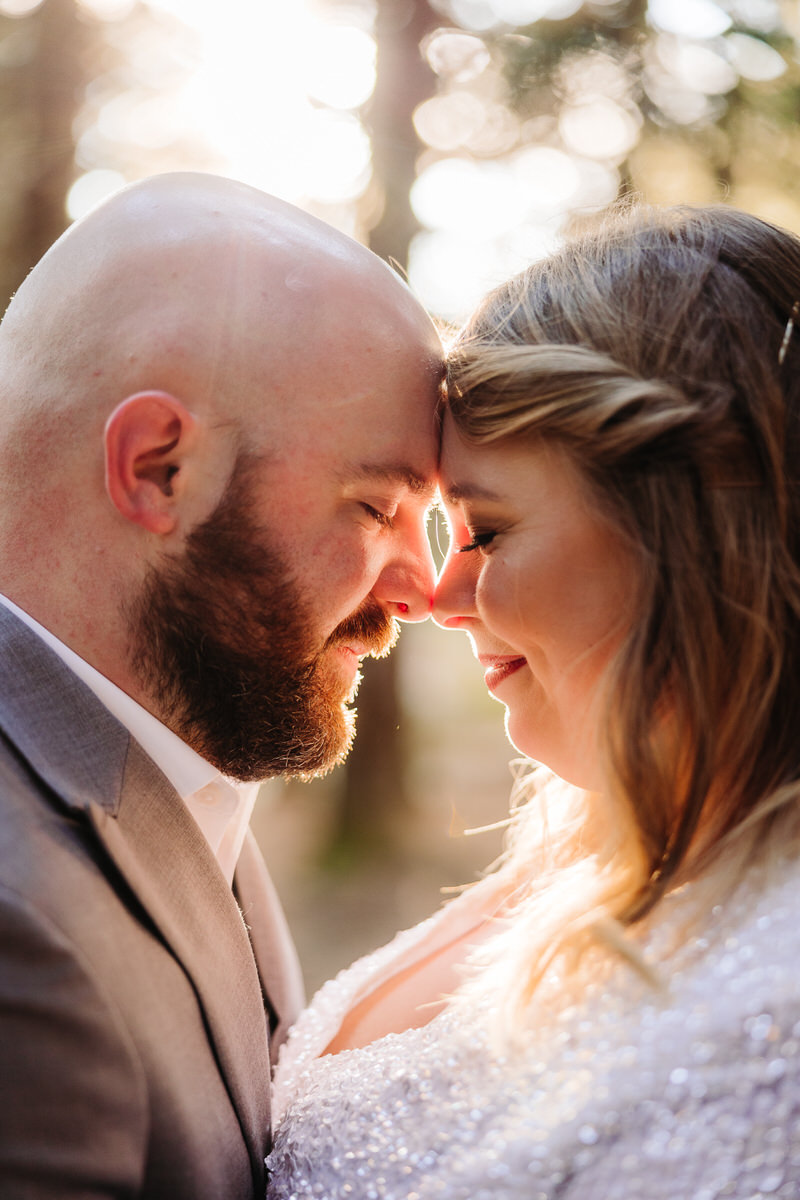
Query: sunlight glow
[[66, 0, 795, 321], [411, 158, 528, 237], [296, 111, 373, 204], [408, 139, 617, 318], [141, 0, 375, 207], [409, 232, 511, 321], [409, 224, 560, 322], [305, 24, 376, 109], [77, 0, 136, 17], [0, 0, 42, 15], [66, 169, 126, 220], [97, 92, 187, 150]]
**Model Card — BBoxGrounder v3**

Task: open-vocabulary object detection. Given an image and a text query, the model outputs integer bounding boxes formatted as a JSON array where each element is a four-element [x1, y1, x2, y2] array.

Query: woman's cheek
[[476, 566, 512, 634]]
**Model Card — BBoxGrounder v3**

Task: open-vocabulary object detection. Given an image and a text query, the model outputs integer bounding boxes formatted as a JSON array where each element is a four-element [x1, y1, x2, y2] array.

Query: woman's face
[[434, 415, 635, 789]]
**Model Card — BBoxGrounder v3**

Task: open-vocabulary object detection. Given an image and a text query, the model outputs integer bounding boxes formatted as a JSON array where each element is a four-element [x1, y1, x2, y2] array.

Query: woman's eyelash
[[457, 530, 496, 553], [361, 503, 394, 529]]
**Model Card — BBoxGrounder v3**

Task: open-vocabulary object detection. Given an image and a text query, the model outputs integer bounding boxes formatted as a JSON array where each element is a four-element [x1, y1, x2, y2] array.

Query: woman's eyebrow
[[443, 481, 503, 505]]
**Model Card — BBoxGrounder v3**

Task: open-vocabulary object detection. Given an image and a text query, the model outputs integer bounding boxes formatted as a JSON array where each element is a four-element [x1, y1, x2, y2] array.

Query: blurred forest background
[[2, 0, 800, 991]]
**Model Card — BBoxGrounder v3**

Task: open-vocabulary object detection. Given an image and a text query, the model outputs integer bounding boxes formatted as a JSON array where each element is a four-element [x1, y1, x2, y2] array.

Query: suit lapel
[[89, 747, 272, 1175], [0, 607, 272, 1175], [235, 829, 305, 1050]]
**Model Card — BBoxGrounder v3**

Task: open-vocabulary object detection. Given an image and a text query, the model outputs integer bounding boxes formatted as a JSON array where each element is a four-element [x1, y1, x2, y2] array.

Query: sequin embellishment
[[267, 862, 800, 1199]]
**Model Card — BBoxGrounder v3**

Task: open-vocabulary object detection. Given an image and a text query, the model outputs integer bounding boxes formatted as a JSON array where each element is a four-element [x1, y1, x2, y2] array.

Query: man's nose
[[373, 525, 436, 623]]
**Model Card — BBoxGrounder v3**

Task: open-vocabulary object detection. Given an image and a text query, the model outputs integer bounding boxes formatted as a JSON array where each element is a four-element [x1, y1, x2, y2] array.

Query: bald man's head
[[0, 172, 434, 439], [0, 173, 443, 777]]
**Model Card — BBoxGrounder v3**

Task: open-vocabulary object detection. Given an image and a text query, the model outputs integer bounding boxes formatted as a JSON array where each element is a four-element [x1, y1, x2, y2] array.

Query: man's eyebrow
[[443, 481, 502, 504], [345, 462, 437, 501]]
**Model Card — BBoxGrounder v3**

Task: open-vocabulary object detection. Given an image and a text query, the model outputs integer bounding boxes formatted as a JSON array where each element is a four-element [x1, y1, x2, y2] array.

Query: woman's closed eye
[[458, 529, 496, 554]]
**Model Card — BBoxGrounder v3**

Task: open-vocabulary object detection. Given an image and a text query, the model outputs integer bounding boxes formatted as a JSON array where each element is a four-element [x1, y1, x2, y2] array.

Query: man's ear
[[104, 391, 197, 536]]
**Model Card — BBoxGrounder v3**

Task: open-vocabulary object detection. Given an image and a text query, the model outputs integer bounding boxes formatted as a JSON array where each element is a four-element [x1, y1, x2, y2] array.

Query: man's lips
[[330, 642, 381, 675], [337, 643, 371, 660], [478, 653, 527, 691], [326, 599, 398, 660]]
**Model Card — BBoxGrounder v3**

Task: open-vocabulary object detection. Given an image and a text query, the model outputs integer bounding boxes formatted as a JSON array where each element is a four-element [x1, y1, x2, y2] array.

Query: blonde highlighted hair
[[448, 205, 800, 1021]]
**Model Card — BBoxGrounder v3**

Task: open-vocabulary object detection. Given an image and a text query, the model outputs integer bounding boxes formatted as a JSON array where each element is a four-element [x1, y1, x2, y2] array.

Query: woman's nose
[[432, 547, 478, 629]]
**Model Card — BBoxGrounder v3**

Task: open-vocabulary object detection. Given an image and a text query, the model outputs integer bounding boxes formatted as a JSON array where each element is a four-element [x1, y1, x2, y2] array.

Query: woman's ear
[[104, 391, 197, 535]]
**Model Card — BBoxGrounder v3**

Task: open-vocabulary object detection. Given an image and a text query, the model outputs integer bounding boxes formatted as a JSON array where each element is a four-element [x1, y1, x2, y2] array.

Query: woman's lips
[[479, 654, 527, 692]]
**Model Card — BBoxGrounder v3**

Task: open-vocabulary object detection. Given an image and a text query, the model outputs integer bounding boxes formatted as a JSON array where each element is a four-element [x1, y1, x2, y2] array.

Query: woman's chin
[[502, 714, 601, 790], [502, 710, 545, 763]]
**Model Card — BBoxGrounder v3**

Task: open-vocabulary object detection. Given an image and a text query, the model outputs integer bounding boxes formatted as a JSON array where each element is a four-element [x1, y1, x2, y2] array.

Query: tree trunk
[[0, 0, 89, 310], [368, 0, 438, 264]]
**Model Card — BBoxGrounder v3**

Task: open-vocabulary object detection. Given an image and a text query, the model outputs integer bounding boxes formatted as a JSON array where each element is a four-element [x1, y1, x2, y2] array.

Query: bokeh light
[[411, 157, 529, 237], [66, 168, 126, 220], [647, 0, 732, 38], [70, 0, 377, 222], [725, 31, 786, 81], [78, 0, 136, 17], [658, 39, 738, 95], [60, 0, 800, 322], [559, 98, 642, 160], [491, 0, 582, 21], [423, 30, 491, 81], [304, 24, 376, 110], [0, 0, 42, 14]]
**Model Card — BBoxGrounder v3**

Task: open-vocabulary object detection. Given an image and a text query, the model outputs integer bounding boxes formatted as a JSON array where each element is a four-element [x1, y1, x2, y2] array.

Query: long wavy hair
[[447, 205, 800, 1019]]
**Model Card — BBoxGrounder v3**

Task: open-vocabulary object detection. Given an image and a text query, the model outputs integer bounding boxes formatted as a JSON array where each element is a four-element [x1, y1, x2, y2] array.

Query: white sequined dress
[[267, 858, 800, 1199]]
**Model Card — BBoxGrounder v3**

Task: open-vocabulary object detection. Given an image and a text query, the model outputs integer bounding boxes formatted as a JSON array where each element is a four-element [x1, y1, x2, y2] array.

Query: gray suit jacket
[[0, 605, 304, 1198]]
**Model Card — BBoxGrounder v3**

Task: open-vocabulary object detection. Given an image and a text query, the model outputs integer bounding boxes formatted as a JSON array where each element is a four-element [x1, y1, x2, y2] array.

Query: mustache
[[325, 597, 399, 659]]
